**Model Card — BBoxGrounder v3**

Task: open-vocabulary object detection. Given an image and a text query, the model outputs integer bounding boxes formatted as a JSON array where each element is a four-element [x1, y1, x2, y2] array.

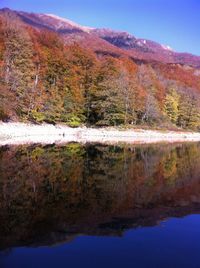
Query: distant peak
[[45, 13, 94, 33], [0, 7, 11, 11], [0, 7, 14, 14]]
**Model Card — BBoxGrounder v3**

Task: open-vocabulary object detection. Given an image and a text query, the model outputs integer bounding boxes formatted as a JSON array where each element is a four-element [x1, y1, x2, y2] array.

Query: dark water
[[1, 142, 200, 268]]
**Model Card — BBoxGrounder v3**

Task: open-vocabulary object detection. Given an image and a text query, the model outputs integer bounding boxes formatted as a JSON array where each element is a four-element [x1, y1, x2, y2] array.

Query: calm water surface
[[0, 142, 200, 268]]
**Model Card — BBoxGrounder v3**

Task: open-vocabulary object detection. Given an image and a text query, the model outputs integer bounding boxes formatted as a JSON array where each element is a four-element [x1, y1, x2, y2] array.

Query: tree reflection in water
[[0, 142, 200, 250]]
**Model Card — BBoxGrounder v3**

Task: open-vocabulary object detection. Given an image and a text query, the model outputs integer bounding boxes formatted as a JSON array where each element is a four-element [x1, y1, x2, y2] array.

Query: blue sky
[[0, 0, 199, 55]]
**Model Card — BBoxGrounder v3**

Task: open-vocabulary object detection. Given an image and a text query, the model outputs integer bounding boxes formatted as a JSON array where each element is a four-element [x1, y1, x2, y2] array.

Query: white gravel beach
[[0, 122, 200, 146]]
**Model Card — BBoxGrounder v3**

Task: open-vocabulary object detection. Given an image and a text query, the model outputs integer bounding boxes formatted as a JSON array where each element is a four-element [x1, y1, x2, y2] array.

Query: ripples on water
[[1, 142, 200, 268]]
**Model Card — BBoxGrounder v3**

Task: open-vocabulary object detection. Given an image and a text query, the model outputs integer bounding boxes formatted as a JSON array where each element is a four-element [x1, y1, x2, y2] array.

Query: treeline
[[0, 12, 200, 130]]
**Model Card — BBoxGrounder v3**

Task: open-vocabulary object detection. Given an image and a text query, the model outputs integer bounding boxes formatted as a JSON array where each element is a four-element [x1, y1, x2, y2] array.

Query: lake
[[1, 142, 200, 268]]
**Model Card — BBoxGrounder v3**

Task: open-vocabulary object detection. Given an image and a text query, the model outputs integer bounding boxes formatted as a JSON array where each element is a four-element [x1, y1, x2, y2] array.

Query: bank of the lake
[[0, 122, 200, 145]]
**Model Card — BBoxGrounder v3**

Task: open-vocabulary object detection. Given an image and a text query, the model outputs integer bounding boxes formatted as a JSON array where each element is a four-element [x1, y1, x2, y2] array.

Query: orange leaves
[[156, 63, 200, 92], [120, 56, 138, 74], [0, 17, 199, 128]]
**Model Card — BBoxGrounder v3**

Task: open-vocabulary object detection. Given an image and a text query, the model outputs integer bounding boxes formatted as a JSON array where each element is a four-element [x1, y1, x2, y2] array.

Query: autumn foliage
[[0, 10, 199, 130]]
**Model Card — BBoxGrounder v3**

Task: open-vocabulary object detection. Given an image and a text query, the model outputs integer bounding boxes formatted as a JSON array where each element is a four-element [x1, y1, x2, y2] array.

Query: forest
[[0, 10, 200, 130]]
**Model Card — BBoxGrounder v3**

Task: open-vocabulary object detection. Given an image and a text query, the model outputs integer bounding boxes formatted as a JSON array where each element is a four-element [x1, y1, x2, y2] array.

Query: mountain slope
[[0, 8, 199, 130], [0, 8, 128, 58], [1, 8, 200, 67], [92, 28, 200, 67]]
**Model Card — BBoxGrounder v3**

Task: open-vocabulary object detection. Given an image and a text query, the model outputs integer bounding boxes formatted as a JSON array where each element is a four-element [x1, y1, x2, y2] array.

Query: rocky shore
[[0, 122, 200, 145]]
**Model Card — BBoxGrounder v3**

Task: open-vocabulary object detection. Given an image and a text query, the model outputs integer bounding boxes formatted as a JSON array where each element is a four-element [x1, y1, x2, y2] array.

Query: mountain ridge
[[1, 8, 200, 67]]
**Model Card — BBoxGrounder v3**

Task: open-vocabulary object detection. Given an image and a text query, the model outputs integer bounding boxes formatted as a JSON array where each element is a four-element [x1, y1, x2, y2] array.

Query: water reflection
[[0, 142, 200, 250]]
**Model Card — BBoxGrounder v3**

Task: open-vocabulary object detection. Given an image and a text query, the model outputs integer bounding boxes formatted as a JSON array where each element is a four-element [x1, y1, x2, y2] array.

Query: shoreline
[[0, 122, 200, 146]]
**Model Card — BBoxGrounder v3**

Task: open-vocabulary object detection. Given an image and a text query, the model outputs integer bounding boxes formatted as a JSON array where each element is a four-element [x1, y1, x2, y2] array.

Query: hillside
[[0, 8, 200, 130]]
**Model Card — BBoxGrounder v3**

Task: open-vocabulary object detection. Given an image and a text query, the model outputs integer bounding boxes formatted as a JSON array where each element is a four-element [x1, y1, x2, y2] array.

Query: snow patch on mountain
[[46, 14, 94, 33], [161, 44, 173, 51]]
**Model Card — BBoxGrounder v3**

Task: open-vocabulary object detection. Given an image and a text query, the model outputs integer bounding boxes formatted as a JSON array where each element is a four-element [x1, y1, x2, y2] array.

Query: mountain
[[1, 8, 93, 33], [19, 10, 93, 33], [1, 8, 200, 66], [92, 28, 200, 67], [0, 8, 128, 58], [0, 8, 199, 130]]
